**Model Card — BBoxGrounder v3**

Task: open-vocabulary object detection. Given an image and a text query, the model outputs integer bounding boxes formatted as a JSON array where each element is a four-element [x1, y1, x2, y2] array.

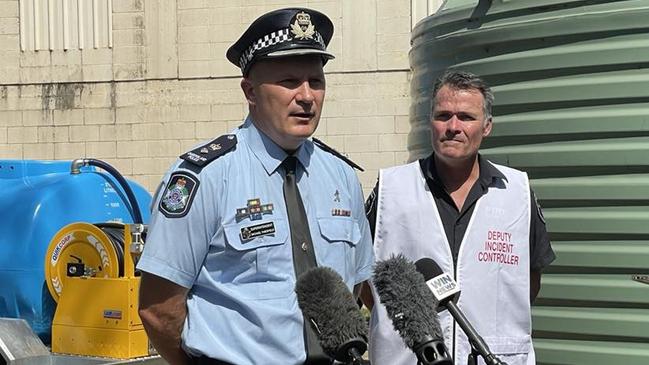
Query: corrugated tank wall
[[409, 1, 649, 364]]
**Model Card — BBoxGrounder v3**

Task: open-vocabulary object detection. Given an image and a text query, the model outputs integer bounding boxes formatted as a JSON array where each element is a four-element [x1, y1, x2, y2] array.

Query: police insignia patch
[[159, 172, 199, 218]]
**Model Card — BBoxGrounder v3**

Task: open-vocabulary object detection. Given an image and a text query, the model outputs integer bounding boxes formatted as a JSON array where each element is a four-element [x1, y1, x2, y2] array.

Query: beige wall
[[0, 0, 414, 195]]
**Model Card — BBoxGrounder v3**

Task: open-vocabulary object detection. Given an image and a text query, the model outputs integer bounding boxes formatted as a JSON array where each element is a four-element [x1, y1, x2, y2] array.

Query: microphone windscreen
[[415, 257, 444, 281], [295, 266, 368, 358], [373, 254, 443, 349]]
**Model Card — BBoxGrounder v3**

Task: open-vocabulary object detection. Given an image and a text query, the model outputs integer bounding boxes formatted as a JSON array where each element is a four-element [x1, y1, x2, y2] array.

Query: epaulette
[[312, 137, 364, 171], [179, 134, 237, 172]]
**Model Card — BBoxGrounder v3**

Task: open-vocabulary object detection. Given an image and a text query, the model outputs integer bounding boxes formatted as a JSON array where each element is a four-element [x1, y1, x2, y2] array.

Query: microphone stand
[[466, 342, 507, 365], [467, 345, 478, 365], [444, 303, 507, 365]]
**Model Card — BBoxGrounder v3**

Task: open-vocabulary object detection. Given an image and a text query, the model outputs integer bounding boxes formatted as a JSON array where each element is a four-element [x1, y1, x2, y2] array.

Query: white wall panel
[[410, 0, 444, 29], [19, 0, 112, 51]]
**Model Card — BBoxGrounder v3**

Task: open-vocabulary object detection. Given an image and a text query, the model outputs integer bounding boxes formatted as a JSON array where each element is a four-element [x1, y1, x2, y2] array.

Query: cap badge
[[291, 11, 315, 40]]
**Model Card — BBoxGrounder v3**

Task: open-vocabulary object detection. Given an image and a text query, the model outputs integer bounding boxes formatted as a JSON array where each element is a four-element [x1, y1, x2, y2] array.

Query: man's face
[[242, 55, 326, 151], [430, 85, 492, 164]]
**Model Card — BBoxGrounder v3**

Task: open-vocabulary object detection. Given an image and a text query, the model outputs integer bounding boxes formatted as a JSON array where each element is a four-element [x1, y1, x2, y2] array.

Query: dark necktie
[[282, 156, 329, 364]]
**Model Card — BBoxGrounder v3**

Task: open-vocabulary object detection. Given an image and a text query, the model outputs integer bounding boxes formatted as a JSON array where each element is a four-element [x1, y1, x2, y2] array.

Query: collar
[[423, 153, 507, 189], [241, 116, 313, 176]]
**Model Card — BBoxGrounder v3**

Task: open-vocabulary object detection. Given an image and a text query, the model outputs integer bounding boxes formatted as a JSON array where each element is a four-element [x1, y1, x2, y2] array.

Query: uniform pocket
[[317, 217, 361, 245], [221, 218, 291, 299], [223, 219, 288, 250], [483, 336, 532, 365], [316, 217, 361, 280]]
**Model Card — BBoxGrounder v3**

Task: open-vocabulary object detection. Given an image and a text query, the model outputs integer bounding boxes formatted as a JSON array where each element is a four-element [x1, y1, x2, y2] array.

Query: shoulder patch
[[180, 134, 237, 169], [312, 137, 364, 171], [533, 191, 546, 225], [159, 172, 200, 218], [365, 183, 378, 217]]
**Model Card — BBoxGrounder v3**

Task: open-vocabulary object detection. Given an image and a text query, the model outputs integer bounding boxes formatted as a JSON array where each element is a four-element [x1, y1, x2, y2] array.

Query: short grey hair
[[431, 70, 494, 120]]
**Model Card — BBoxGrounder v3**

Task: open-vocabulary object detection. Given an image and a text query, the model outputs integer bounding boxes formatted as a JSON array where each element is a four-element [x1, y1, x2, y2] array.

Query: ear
[[241, 78, 256, 106], [482, 117, 493, 137]]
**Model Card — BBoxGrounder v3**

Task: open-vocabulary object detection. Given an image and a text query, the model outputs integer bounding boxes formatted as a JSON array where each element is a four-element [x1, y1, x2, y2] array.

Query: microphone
[[373, 255, 453, 365], [415, 258, 507, 365], [295, 266, 368, 365]]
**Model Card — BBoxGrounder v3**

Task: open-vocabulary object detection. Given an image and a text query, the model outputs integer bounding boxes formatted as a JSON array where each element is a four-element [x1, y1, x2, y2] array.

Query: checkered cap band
[[238, 29, 327, 71]]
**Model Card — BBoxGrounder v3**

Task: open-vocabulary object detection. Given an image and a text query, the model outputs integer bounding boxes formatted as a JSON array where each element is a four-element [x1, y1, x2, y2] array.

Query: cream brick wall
[[0, 0, 415, 197]]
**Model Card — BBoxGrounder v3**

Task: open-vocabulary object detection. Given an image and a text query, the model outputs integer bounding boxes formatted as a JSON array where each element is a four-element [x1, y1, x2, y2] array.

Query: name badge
[[331, 208, 351, 217], [240, 222, 276, 241]]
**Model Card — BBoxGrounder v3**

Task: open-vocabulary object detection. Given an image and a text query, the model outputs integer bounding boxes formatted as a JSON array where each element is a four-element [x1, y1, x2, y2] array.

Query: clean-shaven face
[[430, 85, 492, 164], [244, 55, 326, 151]]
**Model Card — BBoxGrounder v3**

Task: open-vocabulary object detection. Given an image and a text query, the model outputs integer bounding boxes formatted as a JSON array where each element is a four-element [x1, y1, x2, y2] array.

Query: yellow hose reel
[[44, 222, 150, 359], [45, 222, 122, 302]]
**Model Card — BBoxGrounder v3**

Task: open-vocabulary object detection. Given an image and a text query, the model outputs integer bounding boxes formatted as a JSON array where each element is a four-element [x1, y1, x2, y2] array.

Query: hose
[[71, 158, 144, 224], [95, 222, 126, 277]]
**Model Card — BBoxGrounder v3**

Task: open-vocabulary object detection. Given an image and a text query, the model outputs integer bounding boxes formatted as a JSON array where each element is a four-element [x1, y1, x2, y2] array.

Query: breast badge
[[236, 198, 274, 221], [331, 208, 351, 217]]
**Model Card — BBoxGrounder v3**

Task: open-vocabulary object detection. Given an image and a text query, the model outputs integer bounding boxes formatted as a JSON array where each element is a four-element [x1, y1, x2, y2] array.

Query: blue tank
[[0, 160, 152, 342]]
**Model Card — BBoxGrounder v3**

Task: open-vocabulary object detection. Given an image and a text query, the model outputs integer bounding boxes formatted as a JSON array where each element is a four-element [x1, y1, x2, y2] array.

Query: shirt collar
[[424, 153, 507, 189], [241, 116, 313, 176]]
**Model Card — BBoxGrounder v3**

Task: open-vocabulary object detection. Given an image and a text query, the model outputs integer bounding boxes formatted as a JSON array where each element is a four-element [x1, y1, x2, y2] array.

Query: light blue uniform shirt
[[137, 117, 374, 365]]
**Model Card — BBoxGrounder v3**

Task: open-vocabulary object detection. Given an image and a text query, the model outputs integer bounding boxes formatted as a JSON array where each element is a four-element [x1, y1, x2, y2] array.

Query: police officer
[[363, 70, 555, 365], [137, 8, 374, 365]]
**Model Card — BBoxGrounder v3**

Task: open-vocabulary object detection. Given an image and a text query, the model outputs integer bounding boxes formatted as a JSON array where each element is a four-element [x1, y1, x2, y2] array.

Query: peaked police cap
[[226, 8, 334, 75]]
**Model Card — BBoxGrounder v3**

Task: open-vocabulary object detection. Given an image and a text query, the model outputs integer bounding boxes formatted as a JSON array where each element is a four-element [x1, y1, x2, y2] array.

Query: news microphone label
[[426, 273, 460, 301]]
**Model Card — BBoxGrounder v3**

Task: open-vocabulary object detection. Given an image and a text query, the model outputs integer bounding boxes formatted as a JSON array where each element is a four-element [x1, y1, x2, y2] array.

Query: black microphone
[[295, 266, 368, 365], [415, 258, 507, 365], [373, 254, 453, 365]]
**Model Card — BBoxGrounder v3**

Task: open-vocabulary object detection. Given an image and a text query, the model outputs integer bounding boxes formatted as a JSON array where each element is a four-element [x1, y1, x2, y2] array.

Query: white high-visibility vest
[[370, 160, 535, 365]]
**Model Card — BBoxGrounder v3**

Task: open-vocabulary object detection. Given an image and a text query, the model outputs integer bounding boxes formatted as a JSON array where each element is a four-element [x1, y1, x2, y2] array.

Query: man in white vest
[[363, 70, 555, 365]]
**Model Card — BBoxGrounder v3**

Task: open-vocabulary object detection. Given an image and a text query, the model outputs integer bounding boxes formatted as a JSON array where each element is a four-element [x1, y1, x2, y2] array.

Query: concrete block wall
[[0, 0, 415, 196]]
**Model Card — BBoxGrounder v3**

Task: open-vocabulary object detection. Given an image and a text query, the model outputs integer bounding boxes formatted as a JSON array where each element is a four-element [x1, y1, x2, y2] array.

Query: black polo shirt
[[366, 154, 555, 271]]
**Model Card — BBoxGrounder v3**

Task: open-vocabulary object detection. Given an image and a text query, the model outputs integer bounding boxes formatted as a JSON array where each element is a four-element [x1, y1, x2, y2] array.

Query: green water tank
[[410, 1, 649, 364]]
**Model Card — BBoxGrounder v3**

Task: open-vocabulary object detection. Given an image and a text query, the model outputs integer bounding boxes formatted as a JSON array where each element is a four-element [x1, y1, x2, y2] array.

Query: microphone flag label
[[426, 273, 460, 301]]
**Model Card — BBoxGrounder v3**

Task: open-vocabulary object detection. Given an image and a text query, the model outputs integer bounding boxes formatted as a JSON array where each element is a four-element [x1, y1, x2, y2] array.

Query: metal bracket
[[128, 223, 147, 254], [631, 275, 649, 285]]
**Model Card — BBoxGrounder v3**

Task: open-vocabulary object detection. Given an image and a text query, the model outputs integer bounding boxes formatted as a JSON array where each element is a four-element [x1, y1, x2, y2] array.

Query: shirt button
[[301, 242, 308, 251]]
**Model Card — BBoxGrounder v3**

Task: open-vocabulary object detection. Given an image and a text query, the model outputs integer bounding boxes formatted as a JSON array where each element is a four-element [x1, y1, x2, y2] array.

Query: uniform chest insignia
[[333, 190, 341, 202], [236, 198, 274, 221], [240, 221, 276, 241], [331, 208, 351, 217], [159, 172, 199, 218]]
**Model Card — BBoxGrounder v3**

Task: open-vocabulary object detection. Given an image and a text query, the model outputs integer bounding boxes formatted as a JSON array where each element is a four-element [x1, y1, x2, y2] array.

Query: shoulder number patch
[[159, 172, 200, 218], [180, 134, 237, 168]]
